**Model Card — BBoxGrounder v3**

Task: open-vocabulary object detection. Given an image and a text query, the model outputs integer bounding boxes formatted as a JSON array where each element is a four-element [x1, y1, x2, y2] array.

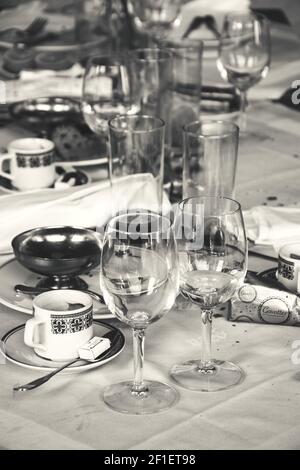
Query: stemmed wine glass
[[218, 12, 271, 131], [130, 0, 183, 40], [100, 211, 179, 414], [171, 196, 247, 392], [82, 55, 140, 138]]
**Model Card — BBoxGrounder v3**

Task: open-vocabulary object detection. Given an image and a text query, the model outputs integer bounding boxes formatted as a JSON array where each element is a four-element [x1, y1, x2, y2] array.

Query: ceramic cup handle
[[0, 153, 13, 180], [24, 318, 47, 351]]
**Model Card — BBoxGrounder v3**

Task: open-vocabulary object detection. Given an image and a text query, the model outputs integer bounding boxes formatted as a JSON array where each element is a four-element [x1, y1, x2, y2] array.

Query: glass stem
[[239, 90, 248, 132], [132, 328, 148, 394], [201, 309, 213, 367]]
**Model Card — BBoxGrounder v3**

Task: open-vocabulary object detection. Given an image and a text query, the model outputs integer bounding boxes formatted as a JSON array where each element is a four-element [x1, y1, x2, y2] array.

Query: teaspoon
[[15, 284, 104, 304]]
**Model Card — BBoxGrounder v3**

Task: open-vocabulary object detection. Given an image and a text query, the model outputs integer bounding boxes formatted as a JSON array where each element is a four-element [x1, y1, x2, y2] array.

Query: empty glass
[[183, 120, 239, 199], [101, 211, 179, 414], [130, 48, 173, 120], [218, 12, 271, 130], [108, 114, 165, 209], [171, 196, 247, 391], [158, 38, 203, 202]]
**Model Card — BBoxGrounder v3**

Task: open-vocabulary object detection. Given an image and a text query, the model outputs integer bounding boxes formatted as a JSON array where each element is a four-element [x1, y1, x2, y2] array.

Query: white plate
[[1, 321, 125, 372], [0, 258, 114, 319]]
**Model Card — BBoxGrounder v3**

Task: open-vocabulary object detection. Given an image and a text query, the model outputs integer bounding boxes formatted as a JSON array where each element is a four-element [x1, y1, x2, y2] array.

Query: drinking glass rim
[[85, 54, 125, 67], [178, 196, 242, 216], [158, 37, 204, 51], [108, 114, 165, 133], [224, 11, 269, 24], [130, 48, 173, 62], [106, 211, 173, 236], [183, 120, 239, 139]]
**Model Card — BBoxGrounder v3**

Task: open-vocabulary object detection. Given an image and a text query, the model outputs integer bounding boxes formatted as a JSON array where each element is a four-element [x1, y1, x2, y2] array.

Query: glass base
[[103, 380, 179, 415], [170, 359, 245, 392]]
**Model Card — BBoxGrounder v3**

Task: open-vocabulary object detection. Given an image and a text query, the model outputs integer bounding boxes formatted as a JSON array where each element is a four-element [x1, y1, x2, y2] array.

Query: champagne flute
[[101, 211, 179, 414], [82, 55, 140, 138], [218, 12, 271, 131], [171, 196, 248, 392]]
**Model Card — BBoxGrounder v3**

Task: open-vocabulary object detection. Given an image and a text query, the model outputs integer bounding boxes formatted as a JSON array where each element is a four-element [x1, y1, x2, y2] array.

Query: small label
[[258, 297, 290, 324], [238, 284, 257, 303]]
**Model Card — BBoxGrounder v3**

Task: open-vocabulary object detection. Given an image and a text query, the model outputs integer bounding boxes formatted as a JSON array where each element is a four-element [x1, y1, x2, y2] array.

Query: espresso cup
[[24, 290, 93, 361], [0, 138, 56, 191], [277, 243, 300, 293]]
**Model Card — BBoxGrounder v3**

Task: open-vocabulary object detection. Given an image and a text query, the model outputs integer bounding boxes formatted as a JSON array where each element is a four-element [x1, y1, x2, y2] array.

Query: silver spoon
[[15, 284, 104, 304], [13, 330, 122, 392]]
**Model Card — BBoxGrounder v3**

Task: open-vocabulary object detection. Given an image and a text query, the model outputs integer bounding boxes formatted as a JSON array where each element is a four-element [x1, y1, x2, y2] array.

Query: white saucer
[[0, 258, 113, 319], [1, 321, 125, 372], [0, 166, 91, 194]]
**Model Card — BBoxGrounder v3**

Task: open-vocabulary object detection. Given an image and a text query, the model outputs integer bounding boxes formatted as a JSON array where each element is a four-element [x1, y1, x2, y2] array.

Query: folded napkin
[[177, 0, 250, 38], [19, 63, 85, 81], [244, 205, 300, 251], [0, 173, 170, 255]]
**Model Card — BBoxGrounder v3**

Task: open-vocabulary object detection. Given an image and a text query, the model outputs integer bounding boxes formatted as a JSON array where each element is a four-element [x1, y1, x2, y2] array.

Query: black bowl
[[12, 226, 101, 289]]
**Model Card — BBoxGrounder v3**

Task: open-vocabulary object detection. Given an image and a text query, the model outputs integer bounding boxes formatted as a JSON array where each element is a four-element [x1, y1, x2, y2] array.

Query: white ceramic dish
[[0, 258, 113, 319], [1, 321, 125, 372]]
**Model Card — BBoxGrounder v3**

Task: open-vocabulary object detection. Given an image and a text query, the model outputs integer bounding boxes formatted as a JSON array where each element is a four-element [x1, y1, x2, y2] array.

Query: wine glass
[[82, 55, 140, 138], [171, 196, 247, 392], [130, 0, 183, 40], [100, 211, 179, 414], [218, 12, 271, 131]]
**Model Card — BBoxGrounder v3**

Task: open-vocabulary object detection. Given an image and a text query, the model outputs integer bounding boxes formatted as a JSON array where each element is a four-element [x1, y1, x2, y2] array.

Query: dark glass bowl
[[12, 226, 101, 289]]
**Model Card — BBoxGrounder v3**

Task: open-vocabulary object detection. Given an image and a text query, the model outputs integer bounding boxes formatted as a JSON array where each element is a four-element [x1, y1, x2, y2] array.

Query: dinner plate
[[0, 258, 113, 319], [1, 321, 125, 372]]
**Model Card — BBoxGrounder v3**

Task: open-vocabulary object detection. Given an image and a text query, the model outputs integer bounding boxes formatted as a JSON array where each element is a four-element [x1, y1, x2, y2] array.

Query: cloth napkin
[[244, 205, 300, 251], [0, 173, 169, 255], [177, 0, 250, 37]]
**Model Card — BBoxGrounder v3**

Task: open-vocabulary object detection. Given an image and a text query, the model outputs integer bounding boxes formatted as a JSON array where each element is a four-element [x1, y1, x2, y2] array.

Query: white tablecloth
[[1, 14, 300, 450], [0, 100, 299, 450]]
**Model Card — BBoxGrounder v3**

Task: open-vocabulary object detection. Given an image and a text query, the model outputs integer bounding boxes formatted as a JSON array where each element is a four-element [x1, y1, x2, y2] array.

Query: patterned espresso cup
[[278, 243, 300, 293], [24, 290, 93, 361], [0, 138, 56, 191]]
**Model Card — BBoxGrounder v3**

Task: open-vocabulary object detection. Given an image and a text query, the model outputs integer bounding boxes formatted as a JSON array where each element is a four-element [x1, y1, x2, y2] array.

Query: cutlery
[[15, 284, 104, 304], [24, 17, 48, 38], [13, 330, 122, 392], [1, 17, 48, 47], [248, 249, 277, 263], [246, 269, 297, 294]]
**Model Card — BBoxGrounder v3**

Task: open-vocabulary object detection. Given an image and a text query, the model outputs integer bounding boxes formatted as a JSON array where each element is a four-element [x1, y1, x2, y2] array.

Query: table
[[0, 100, 299, 450], [0, 15, 300, 453]]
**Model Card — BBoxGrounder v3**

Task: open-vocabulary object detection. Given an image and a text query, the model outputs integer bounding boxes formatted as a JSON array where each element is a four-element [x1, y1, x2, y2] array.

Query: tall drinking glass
[[108, 114, 165, 210], [130, 48, 173, 121], [183, 120, 239, 199], [218, 12, 271, 131], [101, 211, 179, 414], [171, 196, 247, 391], [158, 38, 203, 201]]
